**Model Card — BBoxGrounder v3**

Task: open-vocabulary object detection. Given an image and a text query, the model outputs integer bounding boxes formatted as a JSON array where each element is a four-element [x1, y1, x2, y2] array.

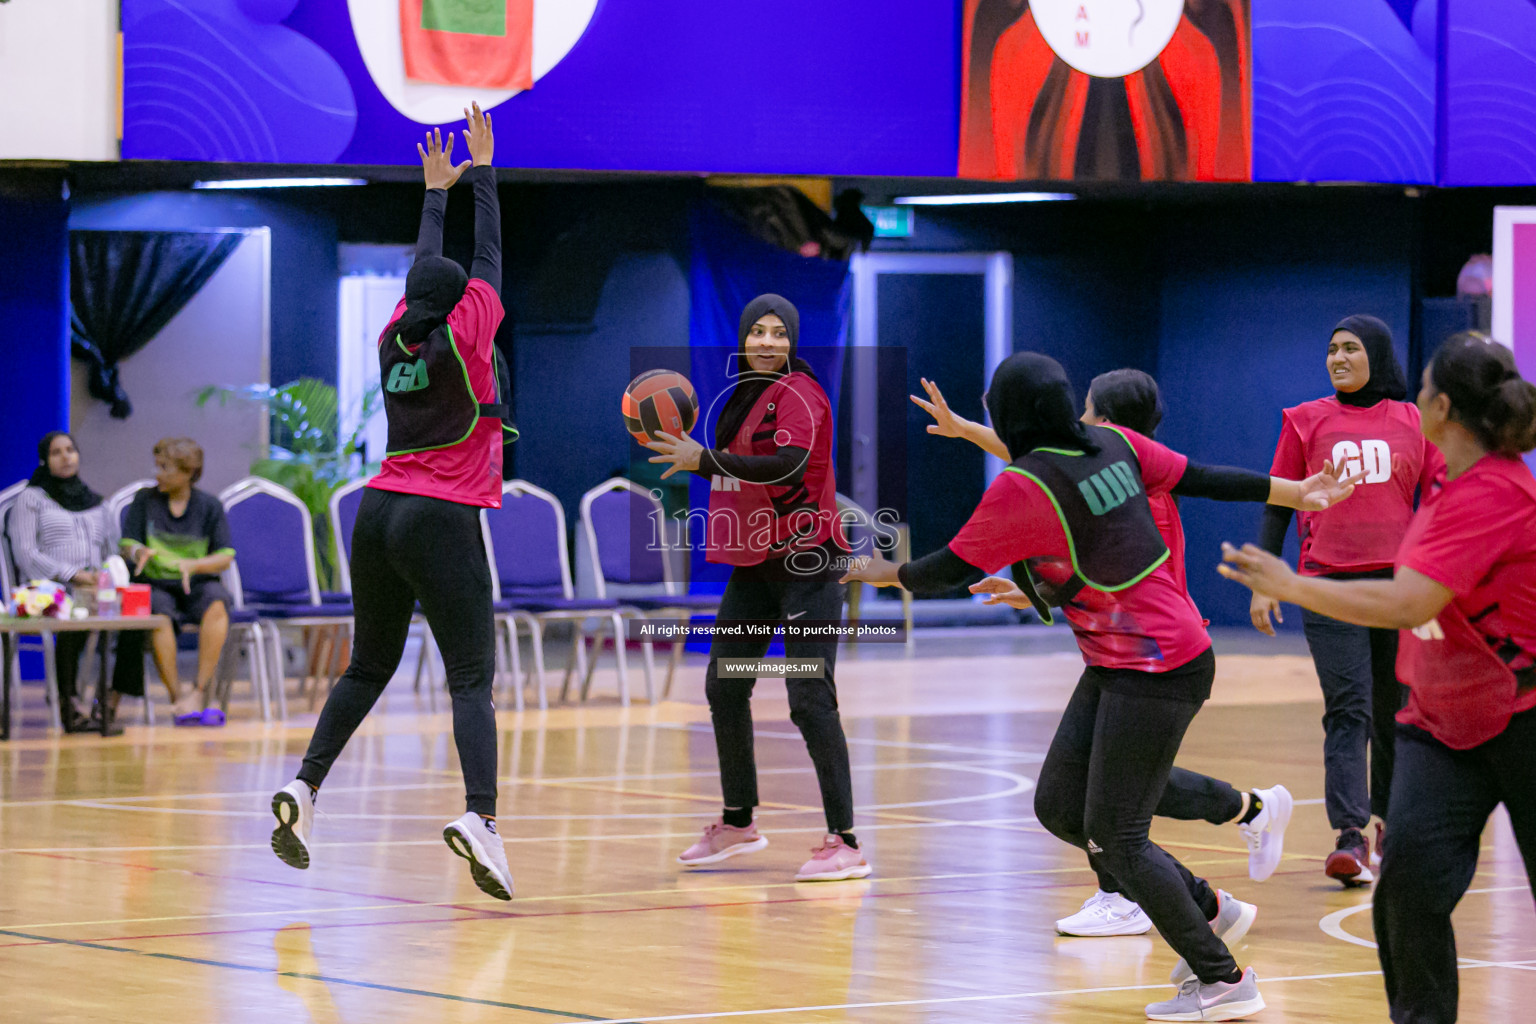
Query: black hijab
[[1088, 368, 1164, 437], [713, 293, 817, 447], [986, 352, 1099, 461], [1331, 314, 1407, 408], [28, 431, 103, 512], [390, 255, 468, 347]]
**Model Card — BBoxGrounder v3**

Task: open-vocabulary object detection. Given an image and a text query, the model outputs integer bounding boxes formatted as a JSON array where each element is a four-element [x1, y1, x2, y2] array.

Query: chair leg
[[269, 626, 288, 720], [526, 617, 548, 710], [639, 633, 657, 704], [248, 624, 270, 722], [40, 632, 63, 733], [503, 618, 524, 713], [846, 580, 862, 650], [663, 639, 685, 700], [560, 623, 584, 703]]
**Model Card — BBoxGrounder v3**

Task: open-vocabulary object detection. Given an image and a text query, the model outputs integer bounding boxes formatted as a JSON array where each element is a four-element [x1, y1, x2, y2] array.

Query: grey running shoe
[[1145, 967, 1265, 1021], [1170, 890, 1257, 985], [444, 812, 514, 901]]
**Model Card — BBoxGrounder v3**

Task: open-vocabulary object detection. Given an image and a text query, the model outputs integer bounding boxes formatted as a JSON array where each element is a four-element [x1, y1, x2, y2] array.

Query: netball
[[622, 369, 698, 445]]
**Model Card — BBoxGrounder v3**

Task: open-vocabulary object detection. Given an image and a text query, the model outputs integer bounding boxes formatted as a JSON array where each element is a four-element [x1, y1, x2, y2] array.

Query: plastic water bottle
[[97, 568, 119, 619]]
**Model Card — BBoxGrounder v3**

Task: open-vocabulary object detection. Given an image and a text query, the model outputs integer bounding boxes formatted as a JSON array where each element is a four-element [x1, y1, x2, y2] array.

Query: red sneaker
[[1325, 828, 1374, 886]]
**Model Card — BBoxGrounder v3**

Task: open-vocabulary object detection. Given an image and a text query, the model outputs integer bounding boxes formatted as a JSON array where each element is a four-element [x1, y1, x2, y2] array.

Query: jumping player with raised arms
[[269, 103, 515, 900]]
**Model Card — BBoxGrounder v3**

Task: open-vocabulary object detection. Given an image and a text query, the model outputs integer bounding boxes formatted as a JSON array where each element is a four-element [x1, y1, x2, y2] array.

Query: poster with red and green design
[[400, 0, 533, 90]]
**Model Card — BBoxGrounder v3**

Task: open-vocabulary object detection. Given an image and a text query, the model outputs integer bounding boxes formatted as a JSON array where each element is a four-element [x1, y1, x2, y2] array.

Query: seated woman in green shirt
[[117, 437, 235, 726]]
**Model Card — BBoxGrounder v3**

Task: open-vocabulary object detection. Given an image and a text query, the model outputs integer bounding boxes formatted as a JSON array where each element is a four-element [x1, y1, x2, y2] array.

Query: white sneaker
[[270, 781, 315, 870], [1170, 890, 1257, 985], [444, 812, 514, 901], [1238, 784, 1293, 882], [1055, 889, 1153, 936]]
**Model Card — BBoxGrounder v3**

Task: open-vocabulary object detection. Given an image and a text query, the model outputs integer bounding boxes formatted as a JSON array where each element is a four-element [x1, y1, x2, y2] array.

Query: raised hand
[[463, 100, 494, 167], [910, 378, 969, 438], [1296, 459, 1365, 511], [418, 127, 470, 191]]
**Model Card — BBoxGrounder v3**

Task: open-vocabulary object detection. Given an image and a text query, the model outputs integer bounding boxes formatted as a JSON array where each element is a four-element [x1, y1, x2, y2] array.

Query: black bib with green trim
[[379, 323, 516, 457], [1007, 424, 1169, 613]]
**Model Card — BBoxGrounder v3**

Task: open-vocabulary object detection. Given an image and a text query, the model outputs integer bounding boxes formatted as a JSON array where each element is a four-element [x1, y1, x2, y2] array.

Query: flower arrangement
[[7, 580, 74, 620]]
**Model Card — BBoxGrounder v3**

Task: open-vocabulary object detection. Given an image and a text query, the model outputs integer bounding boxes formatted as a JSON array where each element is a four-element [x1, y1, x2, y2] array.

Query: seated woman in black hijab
[[9, 432, 124, 733]]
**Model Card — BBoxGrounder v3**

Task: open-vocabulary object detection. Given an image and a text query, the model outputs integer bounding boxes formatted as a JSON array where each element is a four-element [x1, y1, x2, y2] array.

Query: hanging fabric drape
[[69, 229, 245, 418]]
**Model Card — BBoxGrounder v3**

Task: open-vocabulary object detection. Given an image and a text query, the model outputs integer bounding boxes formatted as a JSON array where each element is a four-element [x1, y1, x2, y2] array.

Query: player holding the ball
[[645, 294, 868, 882]]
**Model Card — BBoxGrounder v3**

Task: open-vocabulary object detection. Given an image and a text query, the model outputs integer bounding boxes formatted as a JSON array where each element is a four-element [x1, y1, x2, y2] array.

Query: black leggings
[[1035, 649, 1239, 984], [298, 488, 498, 816], [1094, 766, 1244, 895], [1375, 704, 1536, 1024], [705, 566, 854, 834]]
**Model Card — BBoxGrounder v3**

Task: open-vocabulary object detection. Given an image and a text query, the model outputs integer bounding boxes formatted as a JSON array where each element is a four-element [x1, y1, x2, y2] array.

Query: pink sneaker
[[676, 820, 768, 867], [795, 834, 872, 881]]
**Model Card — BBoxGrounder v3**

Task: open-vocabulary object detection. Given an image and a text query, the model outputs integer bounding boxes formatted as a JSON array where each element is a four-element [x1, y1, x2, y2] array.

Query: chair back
[[481, 480, 575, 603], [108, 479, 155, 534], [0, 480, 27, 595], [328, 478, 369, 595], [579, 478, 675, 598], [219, 477, 321, 606]]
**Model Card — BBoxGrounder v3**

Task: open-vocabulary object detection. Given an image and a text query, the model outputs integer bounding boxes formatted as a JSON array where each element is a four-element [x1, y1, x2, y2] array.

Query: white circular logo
[[1032, 0, 1184, 79], [348, 0, 599, 124]]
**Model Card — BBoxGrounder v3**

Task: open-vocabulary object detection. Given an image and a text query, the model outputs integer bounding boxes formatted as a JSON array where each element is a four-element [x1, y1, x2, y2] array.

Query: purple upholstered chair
[[481, 480, 636, 707], [579, 478, 720, 699]]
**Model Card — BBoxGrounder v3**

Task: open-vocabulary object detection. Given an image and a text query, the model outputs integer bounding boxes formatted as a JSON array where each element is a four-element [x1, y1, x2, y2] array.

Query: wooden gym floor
[[1, 627, 1532, 1022]]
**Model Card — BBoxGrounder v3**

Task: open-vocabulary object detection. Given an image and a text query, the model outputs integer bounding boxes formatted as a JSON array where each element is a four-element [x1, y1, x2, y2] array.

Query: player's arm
[[1220, 545, 1452, 630], [461, 101, 501, 295]]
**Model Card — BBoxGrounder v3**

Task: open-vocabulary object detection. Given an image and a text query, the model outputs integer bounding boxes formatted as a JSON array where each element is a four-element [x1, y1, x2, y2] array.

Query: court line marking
[[0, 854, 1252, 932], [1318, 885, 1534, 951], [565, 962, 1536, 1024], [0, 927, 603, 1020], [22, 761, 1036, 821], [0, 755, 1044, 810], [0, 857, 1277, 951]]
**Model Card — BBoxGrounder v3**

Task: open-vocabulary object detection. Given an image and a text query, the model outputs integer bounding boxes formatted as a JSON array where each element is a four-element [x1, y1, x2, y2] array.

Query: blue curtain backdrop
[[685, 201, 852, 599]]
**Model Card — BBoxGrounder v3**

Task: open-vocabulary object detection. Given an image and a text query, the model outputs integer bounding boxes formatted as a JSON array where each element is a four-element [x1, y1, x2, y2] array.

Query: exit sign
[[861, 205, 914, 238]]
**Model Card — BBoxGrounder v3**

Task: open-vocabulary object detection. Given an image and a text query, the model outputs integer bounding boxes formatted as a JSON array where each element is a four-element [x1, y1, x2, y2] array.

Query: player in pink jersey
[[855, 353, 1355, 1020], [1222, 332, 1536, 1024], [647, 295, 865, 883], [1254, 315, 1443, 885], [269, 105, 514, 902], [912, 369, 1293, 942]]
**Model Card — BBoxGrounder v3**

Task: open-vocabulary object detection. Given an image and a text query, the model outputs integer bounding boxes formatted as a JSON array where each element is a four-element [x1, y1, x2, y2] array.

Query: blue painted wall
[[0, 184, 71, 487]]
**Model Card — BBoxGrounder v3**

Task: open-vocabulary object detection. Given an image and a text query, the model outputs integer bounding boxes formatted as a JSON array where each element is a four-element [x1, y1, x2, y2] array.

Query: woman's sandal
[[199, 707, 226, 727]]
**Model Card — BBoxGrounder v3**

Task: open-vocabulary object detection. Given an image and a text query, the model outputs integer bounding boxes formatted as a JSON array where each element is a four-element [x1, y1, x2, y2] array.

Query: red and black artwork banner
[[960, 1, 1251, 181]]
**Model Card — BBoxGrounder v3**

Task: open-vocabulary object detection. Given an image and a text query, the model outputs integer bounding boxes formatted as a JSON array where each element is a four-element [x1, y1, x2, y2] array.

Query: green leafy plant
[[197, 378, 382, 588]]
